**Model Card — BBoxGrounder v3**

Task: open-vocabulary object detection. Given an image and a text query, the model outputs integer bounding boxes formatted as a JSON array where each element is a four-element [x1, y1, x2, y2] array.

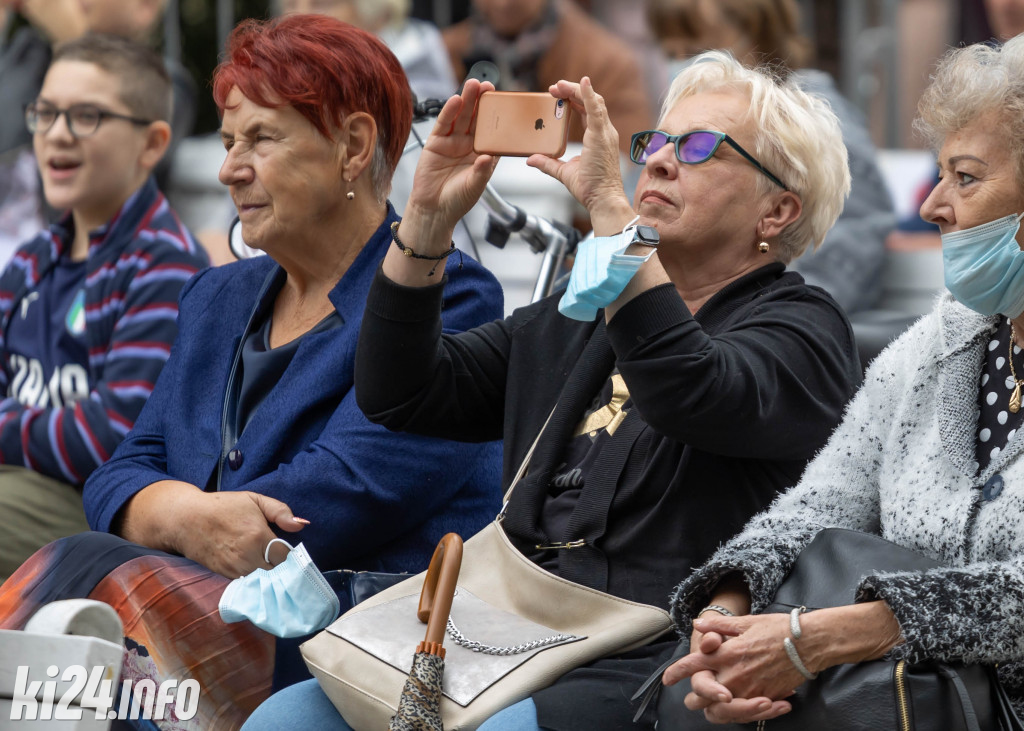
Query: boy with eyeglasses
[[0, 33, 208, 580], [0, 0, 197, 263]]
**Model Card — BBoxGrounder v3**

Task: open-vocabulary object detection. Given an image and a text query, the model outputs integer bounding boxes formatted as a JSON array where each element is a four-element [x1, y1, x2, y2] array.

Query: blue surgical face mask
[[218, 539, 340, 638], [559, 218, 655, 321], [942, 211, 1024, 317]]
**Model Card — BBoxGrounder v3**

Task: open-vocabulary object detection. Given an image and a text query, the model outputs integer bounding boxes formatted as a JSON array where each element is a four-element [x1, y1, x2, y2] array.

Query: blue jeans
[[241, 679, 546, 731]]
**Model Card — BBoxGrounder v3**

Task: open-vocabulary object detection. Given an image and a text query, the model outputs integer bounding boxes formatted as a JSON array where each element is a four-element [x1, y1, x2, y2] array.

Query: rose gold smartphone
[[473, 91, 572, 157]]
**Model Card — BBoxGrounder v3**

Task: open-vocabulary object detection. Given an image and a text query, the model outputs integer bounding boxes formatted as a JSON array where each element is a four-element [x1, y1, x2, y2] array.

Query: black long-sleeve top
[[356, 262, 861, 609]]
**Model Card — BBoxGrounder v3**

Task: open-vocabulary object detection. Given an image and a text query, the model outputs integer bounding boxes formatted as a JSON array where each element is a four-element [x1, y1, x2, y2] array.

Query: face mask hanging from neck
[[942, 211, 1024, 317]]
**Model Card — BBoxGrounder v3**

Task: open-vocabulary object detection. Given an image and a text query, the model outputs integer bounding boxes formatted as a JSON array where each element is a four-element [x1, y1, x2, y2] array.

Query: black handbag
[[639, 528, 1024, 731]]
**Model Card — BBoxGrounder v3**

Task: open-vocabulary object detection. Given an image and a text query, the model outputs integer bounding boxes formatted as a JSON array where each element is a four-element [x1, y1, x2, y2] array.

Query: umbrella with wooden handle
[[389, 533, 463, 731]]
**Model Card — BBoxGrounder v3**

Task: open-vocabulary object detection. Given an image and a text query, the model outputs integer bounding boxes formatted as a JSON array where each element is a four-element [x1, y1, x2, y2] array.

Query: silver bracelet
[[783, 638, 818, 680], [789, 606, 807, 638], [784, 606, 818, 679], [696, 604, 736, 619]]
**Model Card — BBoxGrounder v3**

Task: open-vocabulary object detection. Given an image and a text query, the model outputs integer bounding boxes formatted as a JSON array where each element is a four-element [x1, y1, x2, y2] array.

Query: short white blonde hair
[[916, 34, 1024, 184], [661, 51, 850, 263]]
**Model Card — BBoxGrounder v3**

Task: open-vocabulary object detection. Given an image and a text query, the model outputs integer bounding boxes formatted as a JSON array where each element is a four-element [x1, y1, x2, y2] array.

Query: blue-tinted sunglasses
[[629, 129, 789, 191]]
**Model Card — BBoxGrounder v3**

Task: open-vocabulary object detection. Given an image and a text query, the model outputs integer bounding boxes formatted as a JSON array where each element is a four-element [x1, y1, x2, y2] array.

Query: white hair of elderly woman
[[662, 50, 851, 264], [915, 33, 1024, 185]]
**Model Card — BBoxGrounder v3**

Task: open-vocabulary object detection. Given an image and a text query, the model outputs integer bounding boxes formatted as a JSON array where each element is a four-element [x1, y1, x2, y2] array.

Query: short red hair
[[213, 15, 413, 191]]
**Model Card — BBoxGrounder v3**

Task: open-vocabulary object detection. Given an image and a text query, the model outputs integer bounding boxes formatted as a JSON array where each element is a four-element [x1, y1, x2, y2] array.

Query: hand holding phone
[[473, 91, 572, 158]]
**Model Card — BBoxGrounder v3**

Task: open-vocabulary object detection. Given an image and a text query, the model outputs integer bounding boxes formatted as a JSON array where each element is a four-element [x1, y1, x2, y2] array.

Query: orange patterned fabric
[[0, 534, 275, 730]]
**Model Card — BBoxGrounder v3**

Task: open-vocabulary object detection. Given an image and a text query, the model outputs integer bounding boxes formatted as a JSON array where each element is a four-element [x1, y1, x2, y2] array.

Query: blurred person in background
[[645, 0, 894, 316], [584, 0, 674, 136], [277, 0, 457, 101], [0, 0, 196, 262], [984, 0, 1024, 40], [0, 3, 47, 254], [889, 0, 1024, 240]]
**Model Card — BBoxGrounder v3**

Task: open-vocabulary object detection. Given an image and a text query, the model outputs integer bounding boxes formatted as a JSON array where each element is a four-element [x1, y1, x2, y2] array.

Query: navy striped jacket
[[0, 177, 208, 485]]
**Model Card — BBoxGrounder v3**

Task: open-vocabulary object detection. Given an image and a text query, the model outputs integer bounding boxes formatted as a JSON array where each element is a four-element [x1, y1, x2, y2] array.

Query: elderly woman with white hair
[[667, 34, 1024, 726], [242, 51, 859, 731]]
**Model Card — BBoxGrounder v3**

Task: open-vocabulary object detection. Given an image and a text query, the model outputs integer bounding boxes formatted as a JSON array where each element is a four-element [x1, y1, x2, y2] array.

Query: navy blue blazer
[[83, 208, 504, 572]]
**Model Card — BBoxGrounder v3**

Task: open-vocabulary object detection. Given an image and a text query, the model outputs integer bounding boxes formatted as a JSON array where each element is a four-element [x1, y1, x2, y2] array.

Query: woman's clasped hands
[[664, 599, 905, 725], [663, 611, 804, 724]]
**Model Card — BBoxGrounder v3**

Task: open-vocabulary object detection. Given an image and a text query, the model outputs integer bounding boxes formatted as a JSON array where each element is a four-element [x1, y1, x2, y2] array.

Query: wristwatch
[[623, 224, 659, 248]]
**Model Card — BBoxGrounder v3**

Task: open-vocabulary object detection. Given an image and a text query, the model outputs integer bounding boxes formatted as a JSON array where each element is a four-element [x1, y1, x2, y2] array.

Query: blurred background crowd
[[2, 0, 1009, 146], [1, 0, 1020, 319]]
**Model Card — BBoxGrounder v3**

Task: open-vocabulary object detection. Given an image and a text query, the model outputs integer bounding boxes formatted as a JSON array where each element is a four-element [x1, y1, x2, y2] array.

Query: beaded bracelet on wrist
[[391, 221, 459, 276]]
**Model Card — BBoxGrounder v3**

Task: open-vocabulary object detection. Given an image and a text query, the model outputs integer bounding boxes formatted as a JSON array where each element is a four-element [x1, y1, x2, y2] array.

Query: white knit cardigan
[[672, 293, 1024, 704]]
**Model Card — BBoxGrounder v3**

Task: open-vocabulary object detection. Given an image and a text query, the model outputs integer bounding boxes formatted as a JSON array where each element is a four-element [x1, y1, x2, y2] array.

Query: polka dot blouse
[[976, 317, 1024, 472]]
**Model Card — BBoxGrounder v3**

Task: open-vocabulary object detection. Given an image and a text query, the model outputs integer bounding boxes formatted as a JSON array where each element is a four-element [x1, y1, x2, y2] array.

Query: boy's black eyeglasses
[[629, 129, 789, 191], [25, 102, 153, 139]]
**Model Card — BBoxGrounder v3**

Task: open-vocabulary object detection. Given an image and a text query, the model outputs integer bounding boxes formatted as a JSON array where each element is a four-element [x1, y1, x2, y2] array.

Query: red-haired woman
[[0, 15, 503, 728]]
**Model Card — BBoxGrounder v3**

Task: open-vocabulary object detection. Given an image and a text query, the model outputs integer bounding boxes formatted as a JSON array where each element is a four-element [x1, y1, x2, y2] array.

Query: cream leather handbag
[[301, 517, 671, 730], [301, 412, 672, 730]]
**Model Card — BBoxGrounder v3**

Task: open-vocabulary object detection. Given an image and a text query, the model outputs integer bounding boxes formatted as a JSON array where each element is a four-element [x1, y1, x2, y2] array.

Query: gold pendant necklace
[[1010, 325, 1024, 413]]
